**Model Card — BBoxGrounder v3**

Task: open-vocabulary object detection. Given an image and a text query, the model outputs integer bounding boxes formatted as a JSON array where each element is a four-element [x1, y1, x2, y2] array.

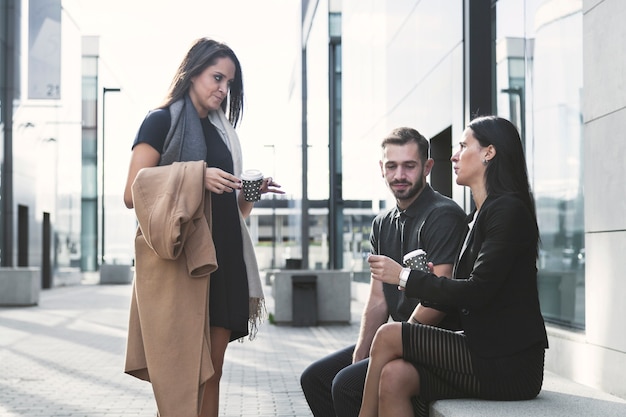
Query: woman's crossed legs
[[358, 322, 477, 417]]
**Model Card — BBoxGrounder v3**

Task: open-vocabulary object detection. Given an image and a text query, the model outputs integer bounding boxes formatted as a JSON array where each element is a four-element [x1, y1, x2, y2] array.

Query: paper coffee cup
[[403, 249, 428, 272], [241, 169, 263, 202]]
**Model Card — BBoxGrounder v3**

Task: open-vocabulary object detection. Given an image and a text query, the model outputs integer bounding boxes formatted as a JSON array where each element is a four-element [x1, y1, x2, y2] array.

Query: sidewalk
[[0, 275, 364, 417]]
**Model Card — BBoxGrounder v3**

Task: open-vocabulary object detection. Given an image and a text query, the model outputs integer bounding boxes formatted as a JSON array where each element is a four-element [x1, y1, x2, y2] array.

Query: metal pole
[[101, 87, 121, 267], [301, 48, 309, 270], [271, 146, 276, 269], [264, 144, 277, 269]]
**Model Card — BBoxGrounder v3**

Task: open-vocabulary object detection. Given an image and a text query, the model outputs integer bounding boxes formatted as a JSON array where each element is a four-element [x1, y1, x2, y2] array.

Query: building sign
[[28, 0, 61, 99]]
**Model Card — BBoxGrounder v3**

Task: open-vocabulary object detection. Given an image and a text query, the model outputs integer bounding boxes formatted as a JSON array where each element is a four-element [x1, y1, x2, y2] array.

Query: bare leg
[[358, 322, 404, 417], [379, 359, 420, 416], [199, 326, 231, 417]]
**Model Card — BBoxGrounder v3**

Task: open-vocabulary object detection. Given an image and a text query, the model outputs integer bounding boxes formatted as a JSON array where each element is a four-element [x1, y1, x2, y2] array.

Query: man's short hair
[[381, 127, 429, 162]]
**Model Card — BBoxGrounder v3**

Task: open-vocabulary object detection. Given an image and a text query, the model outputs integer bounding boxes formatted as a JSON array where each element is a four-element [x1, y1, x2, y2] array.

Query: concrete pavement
[[3, 273, 626, 417], [0, 274, 363, 417]]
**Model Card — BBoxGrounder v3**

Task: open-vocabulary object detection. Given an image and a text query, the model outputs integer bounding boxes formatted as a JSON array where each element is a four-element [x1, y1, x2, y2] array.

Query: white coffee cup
[[403, 249, 428, 272], [241, 169, 263, 202]]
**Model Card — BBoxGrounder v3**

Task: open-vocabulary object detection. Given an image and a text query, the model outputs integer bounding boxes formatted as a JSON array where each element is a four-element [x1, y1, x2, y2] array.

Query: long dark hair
[[160, 38, 244, 127], [468, 115, 539, 246]]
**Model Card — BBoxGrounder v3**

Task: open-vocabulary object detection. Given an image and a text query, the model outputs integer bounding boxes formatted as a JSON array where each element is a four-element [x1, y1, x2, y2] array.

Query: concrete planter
[[0, 267, 40, 306], [271, 270, 351, 325], [55, 267, 83, 287], [100, 264, 133, 285]]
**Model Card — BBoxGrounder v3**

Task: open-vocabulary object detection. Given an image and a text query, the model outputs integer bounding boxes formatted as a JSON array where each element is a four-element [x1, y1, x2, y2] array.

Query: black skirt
[[401, 322, 545, 416]]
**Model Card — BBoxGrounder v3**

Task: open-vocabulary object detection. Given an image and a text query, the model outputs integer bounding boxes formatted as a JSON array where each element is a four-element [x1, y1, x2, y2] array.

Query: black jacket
[[405, 193, 549, 358]]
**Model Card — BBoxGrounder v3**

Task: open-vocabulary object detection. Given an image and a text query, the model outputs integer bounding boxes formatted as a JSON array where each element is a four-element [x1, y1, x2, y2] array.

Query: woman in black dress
[[124, 37, 283, 417]]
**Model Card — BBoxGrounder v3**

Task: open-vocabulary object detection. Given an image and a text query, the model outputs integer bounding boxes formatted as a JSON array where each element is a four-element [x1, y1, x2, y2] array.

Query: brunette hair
[[468, 115, 539, 247], [381, 127, 429, 163], [161, 37, 244, 127]]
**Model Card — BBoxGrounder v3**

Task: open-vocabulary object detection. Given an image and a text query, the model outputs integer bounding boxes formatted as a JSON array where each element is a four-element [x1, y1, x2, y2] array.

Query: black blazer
[[405, 193, 548, 358]]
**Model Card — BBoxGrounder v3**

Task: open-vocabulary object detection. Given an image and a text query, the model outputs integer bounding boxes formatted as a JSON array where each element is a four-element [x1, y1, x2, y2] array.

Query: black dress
[[133, 108, 250, 341]]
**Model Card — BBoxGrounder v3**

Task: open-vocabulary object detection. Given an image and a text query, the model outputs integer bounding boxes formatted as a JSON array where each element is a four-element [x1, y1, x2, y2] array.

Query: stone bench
[[431, 370, 626, 416], [270, 270, 351, 325], [0, 267, 40, 306]]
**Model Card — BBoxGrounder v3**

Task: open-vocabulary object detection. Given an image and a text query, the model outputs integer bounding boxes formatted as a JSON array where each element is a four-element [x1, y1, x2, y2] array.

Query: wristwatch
[[398, 267, 411, 290]]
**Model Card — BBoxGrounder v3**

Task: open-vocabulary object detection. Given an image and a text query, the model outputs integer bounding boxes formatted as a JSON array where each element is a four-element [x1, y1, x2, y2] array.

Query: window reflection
[[496, 0, 584, 328]]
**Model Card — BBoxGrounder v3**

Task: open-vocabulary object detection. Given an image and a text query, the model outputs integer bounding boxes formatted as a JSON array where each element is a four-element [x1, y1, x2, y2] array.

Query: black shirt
[[370, 185, 467, 327]]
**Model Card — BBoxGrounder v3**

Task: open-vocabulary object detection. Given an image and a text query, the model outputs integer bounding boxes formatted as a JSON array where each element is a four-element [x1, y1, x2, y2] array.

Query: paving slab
[[0, 277, 362, 417]]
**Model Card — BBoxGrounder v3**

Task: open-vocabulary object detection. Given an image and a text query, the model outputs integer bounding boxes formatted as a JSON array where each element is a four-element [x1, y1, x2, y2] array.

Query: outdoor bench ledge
[[430, 371, 626, 417]]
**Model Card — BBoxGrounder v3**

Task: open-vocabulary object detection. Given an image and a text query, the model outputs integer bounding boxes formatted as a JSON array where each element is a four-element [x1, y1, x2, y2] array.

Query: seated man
[[300, 127, 467, 416]]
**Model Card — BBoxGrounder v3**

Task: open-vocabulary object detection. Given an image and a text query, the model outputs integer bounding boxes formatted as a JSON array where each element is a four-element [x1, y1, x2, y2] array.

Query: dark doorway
[[18, 205, 29, 267], [430, 126, 453, 198], [42, 212, 52, 288]]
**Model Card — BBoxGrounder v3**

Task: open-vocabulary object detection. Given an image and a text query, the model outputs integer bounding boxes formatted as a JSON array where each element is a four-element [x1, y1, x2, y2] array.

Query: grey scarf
[[160, 94, 265, 340], [160, 94, 207, 166]]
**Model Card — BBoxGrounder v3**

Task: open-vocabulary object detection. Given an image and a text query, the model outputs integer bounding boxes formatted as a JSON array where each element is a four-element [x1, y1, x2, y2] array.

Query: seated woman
[[360, 115, 548, 417]]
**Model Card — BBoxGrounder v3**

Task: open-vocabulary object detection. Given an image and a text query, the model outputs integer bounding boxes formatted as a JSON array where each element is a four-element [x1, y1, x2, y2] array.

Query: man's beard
[[390, 175, 425, 202]]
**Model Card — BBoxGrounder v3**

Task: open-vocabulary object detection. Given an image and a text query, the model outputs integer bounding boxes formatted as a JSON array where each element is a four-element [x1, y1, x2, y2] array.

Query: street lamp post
[[101, 87, 121, 267], [264, 144, 277, 269]]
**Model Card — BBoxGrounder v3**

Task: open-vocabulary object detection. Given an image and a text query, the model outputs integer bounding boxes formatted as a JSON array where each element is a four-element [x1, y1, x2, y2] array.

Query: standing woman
[[361, 115, 548, 416], [123, 38, 283, 417]]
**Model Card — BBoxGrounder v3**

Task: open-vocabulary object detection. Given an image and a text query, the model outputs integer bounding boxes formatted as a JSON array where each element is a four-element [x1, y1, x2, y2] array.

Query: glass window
[[496, 0, 585, 328]]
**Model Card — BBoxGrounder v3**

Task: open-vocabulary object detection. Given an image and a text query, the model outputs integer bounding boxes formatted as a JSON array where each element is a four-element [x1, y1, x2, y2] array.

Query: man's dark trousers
[[300, 344, 367, 417]]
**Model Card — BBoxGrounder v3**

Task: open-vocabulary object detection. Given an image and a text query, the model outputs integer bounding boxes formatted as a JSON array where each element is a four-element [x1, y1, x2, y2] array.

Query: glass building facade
[[495, 0, 585, 328], [296, 0, 626, 399], [1, 2, 107, 281], [81, 40, 99, 272], [294, 0, 586, 328]]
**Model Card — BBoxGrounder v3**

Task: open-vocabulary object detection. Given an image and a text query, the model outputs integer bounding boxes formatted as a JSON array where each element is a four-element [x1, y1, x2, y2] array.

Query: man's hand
[[367, 254, 403, 286]]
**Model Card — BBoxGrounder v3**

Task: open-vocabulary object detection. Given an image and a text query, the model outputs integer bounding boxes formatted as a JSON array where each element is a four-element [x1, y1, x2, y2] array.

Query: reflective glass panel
[[496, 0, 585, 328]]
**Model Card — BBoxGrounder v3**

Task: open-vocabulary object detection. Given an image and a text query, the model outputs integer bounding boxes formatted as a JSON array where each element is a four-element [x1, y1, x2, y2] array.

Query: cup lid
[[403, 249, 426, 262], [241, 169, 263, 181]]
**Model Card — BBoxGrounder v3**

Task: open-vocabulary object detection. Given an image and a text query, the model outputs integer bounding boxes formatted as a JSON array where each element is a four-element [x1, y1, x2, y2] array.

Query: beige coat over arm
[[125, 160, 217, 417]]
